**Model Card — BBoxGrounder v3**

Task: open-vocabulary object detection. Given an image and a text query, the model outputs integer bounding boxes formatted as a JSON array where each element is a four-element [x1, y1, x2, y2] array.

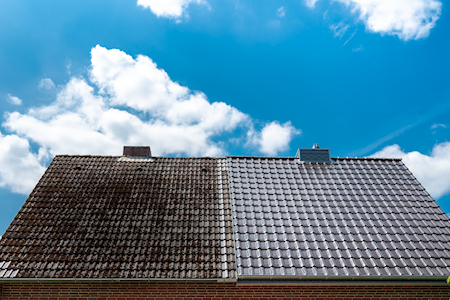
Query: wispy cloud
[[355, 121, 418, 156], [352, 45, 364, 52], [343, 30, 357, 46], [330, 22, 350, 38], [277, 6, 286, 18], [353, 101, 450, 156], [431, 123, 447, 129], [38, 78, 56, 91], [66, 61, 72, 75], [6, 94, 22, 106]]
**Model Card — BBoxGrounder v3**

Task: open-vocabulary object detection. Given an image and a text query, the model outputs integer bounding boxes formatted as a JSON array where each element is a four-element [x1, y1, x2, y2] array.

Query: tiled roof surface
[[0, 156, 235, 279], [228, 156, 450, 278], [1, 151, 449, 281]]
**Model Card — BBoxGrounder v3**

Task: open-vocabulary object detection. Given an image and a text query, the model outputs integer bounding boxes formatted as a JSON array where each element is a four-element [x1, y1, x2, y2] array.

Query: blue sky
[[0, 0, 449, 234]]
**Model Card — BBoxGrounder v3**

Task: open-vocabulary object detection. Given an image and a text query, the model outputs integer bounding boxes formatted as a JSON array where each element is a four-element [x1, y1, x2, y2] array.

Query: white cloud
[[343, 30, 357, 46], [66, 61, 72, 75], [306, 0, 441, 41], [89, 45, 247, 136], [372, 142, 450, 199], [277, 6, 286, 18], [0, 131, 46, 194], [3, 45, 299, 176], [304, 0, 320, 8], [137, 0, 206, 19], [6, 94, 22, 105], [248, 121, 300, 156], [335, 0, 442, 40], [352, 45, 364, 52], [431, 123, 447, 129], [38, 78, 56, 91], [330, 21, 350, 38]]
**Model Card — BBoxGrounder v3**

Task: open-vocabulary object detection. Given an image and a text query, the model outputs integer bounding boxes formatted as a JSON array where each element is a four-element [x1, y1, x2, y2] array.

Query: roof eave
[[237, 275, 449, 285], [0, 277, 237, 283]]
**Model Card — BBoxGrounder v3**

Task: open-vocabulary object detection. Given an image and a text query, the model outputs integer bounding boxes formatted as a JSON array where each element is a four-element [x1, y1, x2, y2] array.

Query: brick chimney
[[123, 146, 151, 157]]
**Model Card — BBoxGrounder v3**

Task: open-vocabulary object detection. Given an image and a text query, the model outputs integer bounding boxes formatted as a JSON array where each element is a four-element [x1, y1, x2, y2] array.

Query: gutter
[[0, 276, 447, 286], [237, 275, 449, 286], [0, 278, 237, 283]]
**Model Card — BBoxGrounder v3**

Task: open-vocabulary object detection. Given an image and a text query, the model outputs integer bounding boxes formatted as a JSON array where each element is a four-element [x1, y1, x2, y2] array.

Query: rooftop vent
[[123, 146, 151, 157], [296, 144, 331, 163]]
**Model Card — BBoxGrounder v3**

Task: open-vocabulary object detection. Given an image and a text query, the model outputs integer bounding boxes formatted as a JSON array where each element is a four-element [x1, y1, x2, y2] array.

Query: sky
[[0, 0, 449, 234]]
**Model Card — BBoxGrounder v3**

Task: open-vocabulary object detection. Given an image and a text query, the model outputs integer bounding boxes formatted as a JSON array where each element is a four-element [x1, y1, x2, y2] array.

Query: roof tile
[[0, 156, 235, 279], [228, 156, 450, 278]]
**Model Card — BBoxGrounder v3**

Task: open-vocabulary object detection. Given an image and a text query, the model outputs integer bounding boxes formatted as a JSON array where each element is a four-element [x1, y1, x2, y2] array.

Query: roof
[[228, 156, 450, 279], [0, 156, 235, 279], [0, 150, 449, 282]]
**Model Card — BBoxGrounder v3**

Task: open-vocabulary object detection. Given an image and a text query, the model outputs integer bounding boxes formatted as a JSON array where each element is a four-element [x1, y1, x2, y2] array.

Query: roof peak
[[51, 154, 402, 161]]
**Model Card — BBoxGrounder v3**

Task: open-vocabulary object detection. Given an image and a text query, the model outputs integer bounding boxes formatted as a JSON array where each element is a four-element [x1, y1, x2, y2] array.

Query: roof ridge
[[225, 156, 402, 161], [53, 155, 402, 161], [54, 155, 223, 159], [226, 156, 297, 159], [332, 157, 402, 161]]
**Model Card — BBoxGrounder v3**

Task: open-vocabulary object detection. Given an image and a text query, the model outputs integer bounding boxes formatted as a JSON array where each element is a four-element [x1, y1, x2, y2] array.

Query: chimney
[[123, 146, 151, 157], [295, 144, 331, 163]]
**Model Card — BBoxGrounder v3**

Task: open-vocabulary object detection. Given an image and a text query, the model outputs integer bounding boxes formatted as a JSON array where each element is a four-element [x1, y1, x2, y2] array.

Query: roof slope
[[0, 156, 235, 279], [228, 156, 450, 278], [1, 151, 449, 281]]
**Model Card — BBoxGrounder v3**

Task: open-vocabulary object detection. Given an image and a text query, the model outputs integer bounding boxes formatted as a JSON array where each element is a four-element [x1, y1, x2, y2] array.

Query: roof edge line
[[54, 155, 226, 158], [0, 278, 237, 283], [332, 157, 402, 161], [236, 279, 448, 286], [225, 156, 402, 161], [52, 155, 402, 161], [237, 275, 448, 284]]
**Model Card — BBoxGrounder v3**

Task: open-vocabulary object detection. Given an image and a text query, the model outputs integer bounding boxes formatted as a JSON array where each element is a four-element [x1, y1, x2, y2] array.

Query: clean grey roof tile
[[228, 156, 450, 278]]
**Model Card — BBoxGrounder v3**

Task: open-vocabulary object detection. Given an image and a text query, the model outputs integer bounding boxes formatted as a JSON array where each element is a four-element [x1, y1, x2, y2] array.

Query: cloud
[[66, 61, 72, 75], [335, 0, 442, 40], [0, 131, 46, 194], [352, 101, 450, 157], [330, 22, 350, 38], [137, 0, 206, 19], [343, 30, 357, 46], [277, 6, 286, 18], [38, 78, 56, 91], [431, 123, 447, 129], [352, 45, 364, 52], [89, 45, 247, 135], [306, 0, 441, 41], [304, 0, 320, 8], [248, 121, 300, 156], [3, 45, 299, 177], [6, 94, 22, 105], [372, 142, 450, 199]]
